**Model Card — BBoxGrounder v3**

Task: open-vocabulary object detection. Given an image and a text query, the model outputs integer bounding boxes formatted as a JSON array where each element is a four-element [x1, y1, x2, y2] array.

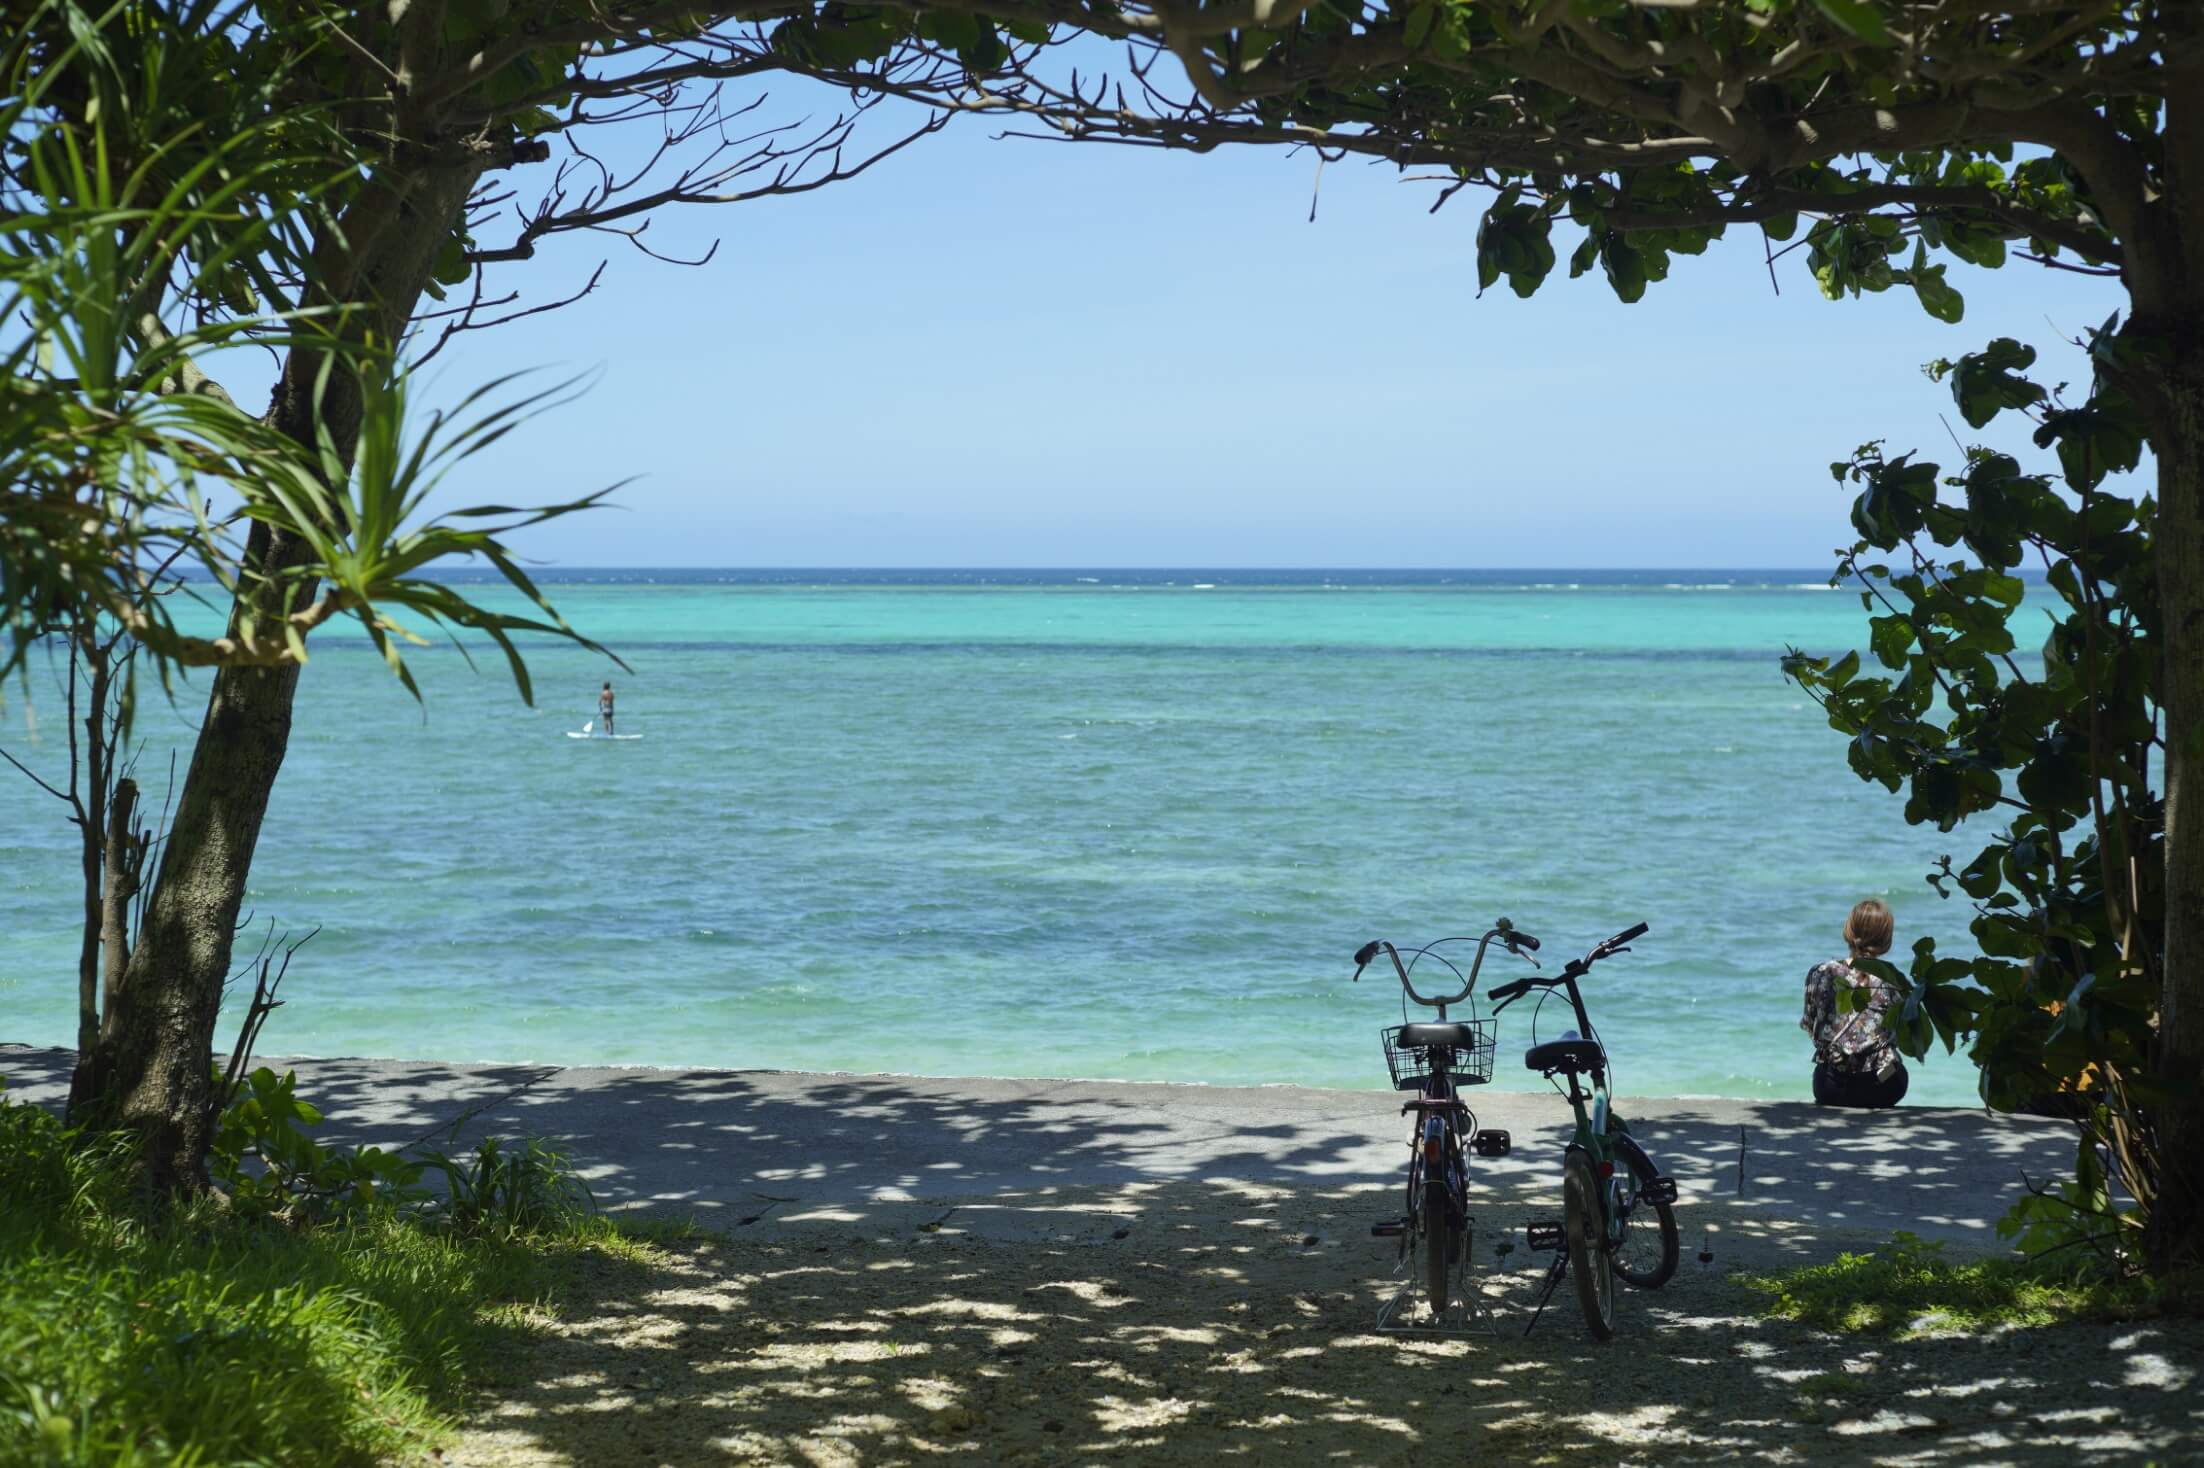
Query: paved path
[[2, 1045, 2072, 1253]]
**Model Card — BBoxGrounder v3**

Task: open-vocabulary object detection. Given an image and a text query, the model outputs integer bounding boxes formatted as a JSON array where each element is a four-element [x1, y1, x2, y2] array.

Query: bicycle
[[1487, 921, 1680, 1341], [1351, 922, 1537, 1325]]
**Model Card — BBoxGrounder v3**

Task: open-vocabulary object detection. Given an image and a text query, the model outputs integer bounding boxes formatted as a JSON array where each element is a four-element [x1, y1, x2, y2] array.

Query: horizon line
[[482, 563, 1851, 572]]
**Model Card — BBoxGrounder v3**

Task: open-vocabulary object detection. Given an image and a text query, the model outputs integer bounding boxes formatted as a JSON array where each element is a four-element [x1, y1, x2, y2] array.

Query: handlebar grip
[[1612, 922, 1649, 946], [1488, 977, 1533, 1003], [1353, 941, 1382, 967], [1510, 932, 1541, 952]]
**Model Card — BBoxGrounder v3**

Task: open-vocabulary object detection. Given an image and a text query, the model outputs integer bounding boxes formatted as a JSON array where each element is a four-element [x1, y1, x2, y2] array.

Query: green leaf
[[431, 235, 470, 286], [1947, 338, 2045, 429], [1402, 2, 1435, 49], [1902, 242, 1964, 323], [1600, 237, 1646, 304], [1813, 0, 1892, 44], [1869, 613, 1914, 669]]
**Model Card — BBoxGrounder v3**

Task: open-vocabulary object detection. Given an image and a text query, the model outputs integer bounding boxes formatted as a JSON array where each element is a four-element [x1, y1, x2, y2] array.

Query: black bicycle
[[1353, 922, 1537, 1322], [1488, 922, 1680, 1339]]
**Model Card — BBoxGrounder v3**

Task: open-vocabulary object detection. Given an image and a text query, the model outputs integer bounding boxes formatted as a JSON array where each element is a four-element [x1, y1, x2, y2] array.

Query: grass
[[0, 1096, 667, 1466], [1737, 1231, 2177, 1337]]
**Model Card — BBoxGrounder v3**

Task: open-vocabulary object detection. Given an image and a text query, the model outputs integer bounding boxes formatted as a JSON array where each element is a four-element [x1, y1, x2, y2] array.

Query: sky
[[274, 78, 2135, 569]]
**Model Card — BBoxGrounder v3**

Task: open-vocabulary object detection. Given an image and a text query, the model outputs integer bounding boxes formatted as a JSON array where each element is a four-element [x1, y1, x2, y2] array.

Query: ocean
[[0, 570, 2018, 1105]]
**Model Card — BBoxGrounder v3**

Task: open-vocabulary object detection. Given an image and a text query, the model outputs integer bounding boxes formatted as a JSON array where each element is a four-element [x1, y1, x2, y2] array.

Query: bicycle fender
[[1612, 1131, 1658, 1178]]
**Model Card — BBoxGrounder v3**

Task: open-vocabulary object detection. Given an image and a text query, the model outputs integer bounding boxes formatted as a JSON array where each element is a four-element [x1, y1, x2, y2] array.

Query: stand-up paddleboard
[[567, 720, 642, 741]]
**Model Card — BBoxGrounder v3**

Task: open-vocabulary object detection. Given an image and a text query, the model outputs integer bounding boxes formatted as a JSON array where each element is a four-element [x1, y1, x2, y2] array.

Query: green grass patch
[[0, 1096, 665, 1466], [1738, 1231, 2173, 1337]]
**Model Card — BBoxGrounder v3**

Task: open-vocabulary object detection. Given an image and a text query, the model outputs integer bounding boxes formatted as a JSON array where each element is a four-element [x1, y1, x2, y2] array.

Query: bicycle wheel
[[1423, 1183, 1451, 1318], [1612, 1140, 1679, 1289], [1399, 1155, 1423, 1265], [1563, 1153, 1615, 1341]]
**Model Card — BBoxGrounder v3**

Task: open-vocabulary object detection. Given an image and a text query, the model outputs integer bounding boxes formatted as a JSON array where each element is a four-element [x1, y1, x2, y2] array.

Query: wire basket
[[1381, 1020, 1497, 1092]]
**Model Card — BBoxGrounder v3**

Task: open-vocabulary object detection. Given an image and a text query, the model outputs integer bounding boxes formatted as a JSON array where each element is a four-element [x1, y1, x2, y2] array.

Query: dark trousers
[[1813, 1062, 1909, 1109]]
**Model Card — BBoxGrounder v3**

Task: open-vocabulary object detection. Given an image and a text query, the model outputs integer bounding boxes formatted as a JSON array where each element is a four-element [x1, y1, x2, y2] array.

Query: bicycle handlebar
[[1487, 976, 1535, 1004], [1602, 921, 1649, 954], [1487, 921, 1649, 1013], [1350, 923, 1538, 1008]]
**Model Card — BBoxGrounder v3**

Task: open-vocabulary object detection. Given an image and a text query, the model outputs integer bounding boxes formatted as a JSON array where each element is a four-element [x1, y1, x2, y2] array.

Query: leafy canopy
[[767, 0, 2169, 322], [1, 0, 619, 696]]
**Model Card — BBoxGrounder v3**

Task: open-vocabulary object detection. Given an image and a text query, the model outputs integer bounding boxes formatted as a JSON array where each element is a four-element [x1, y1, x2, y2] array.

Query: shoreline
[[0, 1042, 1812, 1095], [0, 1039, 1972, 1109]]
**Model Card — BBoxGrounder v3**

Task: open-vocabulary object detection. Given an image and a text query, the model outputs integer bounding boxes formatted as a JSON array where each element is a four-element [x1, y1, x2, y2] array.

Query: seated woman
[[1800, 899, 1910, 1109]]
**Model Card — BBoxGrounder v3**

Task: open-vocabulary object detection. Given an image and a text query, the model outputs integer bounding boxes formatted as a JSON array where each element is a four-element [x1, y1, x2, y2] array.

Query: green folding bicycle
[[1487, 921, 1680, 1341]]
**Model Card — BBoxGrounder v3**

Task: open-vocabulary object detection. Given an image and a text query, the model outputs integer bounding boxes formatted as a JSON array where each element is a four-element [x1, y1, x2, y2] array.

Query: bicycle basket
[[1381, 1020, 1497, 1091]]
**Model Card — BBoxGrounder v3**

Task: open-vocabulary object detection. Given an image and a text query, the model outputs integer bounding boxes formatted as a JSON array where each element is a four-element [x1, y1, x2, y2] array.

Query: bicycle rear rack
[[1371, 1217, 1498, 1338]]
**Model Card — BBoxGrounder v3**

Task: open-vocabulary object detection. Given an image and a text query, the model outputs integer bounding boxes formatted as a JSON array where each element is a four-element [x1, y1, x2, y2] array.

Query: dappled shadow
[[449, 1177, 2204, 1468], [11, 1043, 2178, 1463], [0, 1045, 72, 1104], [4, 1046, 2080, 1262]]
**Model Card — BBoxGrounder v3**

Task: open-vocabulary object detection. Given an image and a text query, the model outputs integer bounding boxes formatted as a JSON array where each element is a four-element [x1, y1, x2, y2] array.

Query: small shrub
[[1739, 1231, 2166, 1336], [0, 1094, 625, 1466], [425, 1135, 595, 1239], [209, 1065, 430, 1218]]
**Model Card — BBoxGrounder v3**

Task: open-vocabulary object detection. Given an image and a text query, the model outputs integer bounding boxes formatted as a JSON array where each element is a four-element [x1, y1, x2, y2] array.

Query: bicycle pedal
[[1644, 1176, 1679, 1204], [1471, 1128, 1511, 1158], [1371, 1218, 1409, 1238], [1525, 1220, 1565, 1251]]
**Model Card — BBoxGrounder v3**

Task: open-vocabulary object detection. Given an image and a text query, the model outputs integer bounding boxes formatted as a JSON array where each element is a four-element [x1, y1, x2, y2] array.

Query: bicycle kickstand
[[1521, 1250, 1569, 1339]]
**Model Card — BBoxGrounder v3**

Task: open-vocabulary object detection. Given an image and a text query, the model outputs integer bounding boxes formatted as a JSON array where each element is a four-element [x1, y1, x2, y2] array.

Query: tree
[[1786, 334, 2161, 1261], [849, 0, 2199, 1274], [5, 0, 990, 1192], [2, 0, 627, 1180], [16, 0, 2204, 1269]]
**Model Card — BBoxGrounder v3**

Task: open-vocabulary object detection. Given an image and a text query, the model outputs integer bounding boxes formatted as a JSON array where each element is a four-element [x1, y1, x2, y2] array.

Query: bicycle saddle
[[1524, 1033, 1605, 1075], [1398, 1022, 1481, 1049]]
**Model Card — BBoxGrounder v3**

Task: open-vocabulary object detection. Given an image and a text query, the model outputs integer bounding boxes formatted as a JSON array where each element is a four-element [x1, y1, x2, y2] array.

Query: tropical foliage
[[9, 0, 2203, 1277], [1785, 334, 2160, 1261], [0, 1084, 635, 1466], [1, 0, 611, 691]]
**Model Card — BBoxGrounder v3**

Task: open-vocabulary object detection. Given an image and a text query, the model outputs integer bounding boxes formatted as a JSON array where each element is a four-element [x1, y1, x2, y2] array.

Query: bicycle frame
[[1540, 974, 1644, 1252], [1498, 923, 1680, 1339], [1359, 927, 1529, 1332]]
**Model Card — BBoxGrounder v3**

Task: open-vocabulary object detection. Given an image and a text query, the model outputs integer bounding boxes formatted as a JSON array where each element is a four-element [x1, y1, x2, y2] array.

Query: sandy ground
[[7, 1049, 2193, 1463], [446, 1180, 2202, 1468]]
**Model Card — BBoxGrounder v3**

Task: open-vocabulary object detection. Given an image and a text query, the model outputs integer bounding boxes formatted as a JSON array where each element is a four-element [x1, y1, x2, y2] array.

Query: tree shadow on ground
[[5, 1044, 2083, 1266], [451, 1178, 2203, 1468], [212, 1052, 2079, 1252], [9, 1045, 2182, 1463]]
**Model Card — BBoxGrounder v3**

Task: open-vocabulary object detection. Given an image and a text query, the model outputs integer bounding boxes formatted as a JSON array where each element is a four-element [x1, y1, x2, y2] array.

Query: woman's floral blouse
[[1800, 960, 1903, 1077]]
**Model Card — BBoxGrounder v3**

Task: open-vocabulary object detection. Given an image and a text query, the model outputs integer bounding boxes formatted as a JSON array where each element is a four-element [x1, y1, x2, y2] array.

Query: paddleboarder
[[598, 680, 615, 736]]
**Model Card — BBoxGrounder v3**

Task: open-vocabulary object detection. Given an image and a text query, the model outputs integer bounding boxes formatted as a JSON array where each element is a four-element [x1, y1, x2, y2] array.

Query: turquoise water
[[0, 571, 2021, 1105]]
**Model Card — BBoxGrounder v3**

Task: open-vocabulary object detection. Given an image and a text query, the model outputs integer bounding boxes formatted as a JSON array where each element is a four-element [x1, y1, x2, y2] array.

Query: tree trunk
[[2134, 54, 2204, 1276], [80, 160, 485, 1192], [100, 779, 140, 1004], [65, 637, 112, 1121], [72, 644, 108, 1060], [2145, 328, 2204, 1273]]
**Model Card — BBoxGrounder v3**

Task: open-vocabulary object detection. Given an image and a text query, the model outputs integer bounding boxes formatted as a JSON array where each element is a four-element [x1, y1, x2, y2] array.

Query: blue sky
[[385, 91, 2129, 569]]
